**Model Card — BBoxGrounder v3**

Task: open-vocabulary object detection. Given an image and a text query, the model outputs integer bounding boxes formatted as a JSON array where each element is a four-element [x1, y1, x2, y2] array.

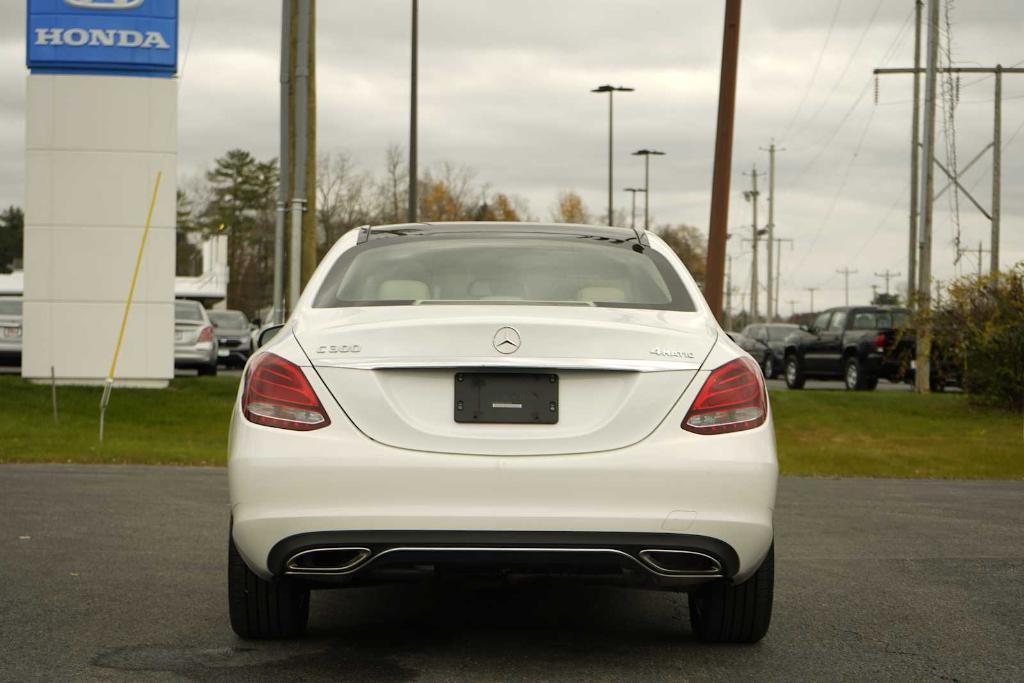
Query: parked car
[[227, 222, 777, 643], [782, 306, 913, 390], [174, 300, 218, 376], [739, 323, 801, 379], [0, 298, 22, 366], [207, 309, 253, 367]]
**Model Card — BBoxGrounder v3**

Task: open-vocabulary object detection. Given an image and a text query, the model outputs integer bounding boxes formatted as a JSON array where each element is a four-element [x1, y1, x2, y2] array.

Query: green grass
[[0, 375, 1021, 478], [771, 390, 1023, 479], [0, 375, 239, 466]]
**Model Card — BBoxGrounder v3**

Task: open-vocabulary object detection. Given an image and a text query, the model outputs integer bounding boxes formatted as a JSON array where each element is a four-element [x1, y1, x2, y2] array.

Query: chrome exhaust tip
[[638, 549, 723, 576], [286, 547, 371, 574]]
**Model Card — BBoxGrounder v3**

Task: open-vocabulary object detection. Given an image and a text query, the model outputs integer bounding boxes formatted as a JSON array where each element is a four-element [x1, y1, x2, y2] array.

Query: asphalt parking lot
[[2, 466, 1021, 681]]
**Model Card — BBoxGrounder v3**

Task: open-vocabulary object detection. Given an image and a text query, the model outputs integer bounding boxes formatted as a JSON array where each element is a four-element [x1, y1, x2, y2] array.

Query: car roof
[[360, 222, 644, 245]]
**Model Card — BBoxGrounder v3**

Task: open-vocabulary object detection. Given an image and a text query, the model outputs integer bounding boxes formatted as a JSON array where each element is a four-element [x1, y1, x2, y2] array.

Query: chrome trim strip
[[309, 357, 700, 372], [286, 546, 723, 579]]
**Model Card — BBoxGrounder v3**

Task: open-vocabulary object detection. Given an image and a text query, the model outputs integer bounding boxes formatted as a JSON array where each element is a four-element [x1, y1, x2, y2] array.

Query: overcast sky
[[2, 0, 1024, 312]]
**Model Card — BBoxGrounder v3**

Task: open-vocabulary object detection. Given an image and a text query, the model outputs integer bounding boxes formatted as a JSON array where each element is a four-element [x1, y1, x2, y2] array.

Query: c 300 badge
[[317, 344, 361, 354]]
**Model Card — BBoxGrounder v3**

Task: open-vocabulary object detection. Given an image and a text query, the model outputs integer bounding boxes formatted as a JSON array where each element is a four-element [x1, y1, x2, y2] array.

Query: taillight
[[682, 357, 767, 435], [242, 353, 331, 431], [873, 333, 886, 352], [198, 325, 214, 342]]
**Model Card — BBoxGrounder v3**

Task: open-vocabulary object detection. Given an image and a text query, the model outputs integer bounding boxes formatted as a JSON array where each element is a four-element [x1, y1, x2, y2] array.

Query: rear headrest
[[576, 286, 626, 302], [377, 279, 430, 300]]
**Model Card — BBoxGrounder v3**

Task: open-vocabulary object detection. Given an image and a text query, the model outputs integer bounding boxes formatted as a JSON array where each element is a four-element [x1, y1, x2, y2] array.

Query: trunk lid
[[296, 306, 717, 455]]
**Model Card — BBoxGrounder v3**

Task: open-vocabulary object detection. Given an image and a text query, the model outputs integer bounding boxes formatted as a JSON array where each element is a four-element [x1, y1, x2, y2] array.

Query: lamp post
[[632, 149, 666, 230], [591, 85, 634, 226], [623, 187, 646, 230]]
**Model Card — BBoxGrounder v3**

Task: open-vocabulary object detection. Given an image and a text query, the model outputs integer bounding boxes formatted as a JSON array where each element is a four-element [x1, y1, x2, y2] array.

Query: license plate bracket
[[454, 372, 558, 424]]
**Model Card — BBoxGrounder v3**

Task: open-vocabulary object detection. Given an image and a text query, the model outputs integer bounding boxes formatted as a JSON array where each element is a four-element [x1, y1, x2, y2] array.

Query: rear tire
[[762, 354, 777, 380], [784, 355, 805, 389], [198, 363, 217, 377], [228, 534, 309, 639], [689, 544, 774, 643], [844, 357, 876, 391]]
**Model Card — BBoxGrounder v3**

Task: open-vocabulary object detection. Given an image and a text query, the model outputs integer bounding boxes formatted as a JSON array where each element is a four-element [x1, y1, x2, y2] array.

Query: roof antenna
[[631, 224, 649, 251]]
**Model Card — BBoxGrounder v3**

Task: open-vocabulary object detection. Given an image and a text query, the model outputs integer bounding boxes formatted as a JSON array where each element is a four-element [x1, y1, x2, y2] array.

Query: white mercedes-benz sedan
[[228, 222, 777, 642]]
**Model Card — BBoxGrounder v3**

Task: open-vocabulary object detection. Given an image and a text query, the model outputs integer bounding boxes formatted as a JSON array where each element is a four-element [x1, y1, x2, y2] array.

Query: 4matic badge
[[650, 347, 695, 360]]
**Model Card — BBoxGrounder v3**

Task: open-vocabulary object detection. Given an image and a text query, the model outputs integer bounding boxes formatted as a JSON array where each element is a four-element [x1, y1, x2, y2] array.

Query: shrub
[[928, 264, 1024, 408]]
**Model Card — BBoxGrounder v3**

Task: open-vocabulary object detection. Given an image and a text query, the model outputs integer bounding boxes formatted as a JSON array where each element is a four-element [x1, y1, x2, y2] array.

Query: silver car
[[0, 298, 22, 365], [207, 309, 252, 367], [174, 300, 218, 376]]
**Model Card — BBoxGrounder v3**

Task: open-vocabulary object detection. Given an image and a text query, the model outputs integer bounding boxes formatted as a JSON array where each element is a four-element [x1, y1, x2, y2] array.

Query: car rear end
[[208, 310, 253, 367], [228, 224, 777, 641], [0, 298, 22, 365], [173, 301, 217, 371]]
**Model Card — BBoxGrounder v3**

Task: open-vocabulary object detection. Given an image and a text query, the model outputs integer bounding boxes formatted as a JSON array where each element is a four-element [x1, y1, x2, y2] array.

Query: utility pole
[[770, 236, 792, 320], [908, 0, 922, 302], [959, 241, 990, 278], [871, 284, 879, 303], [408, 0, 418, 222], [288, 0, 313, 309], [836, 267, 858, 307], [273, 0, 292, 323], [786, 298, 800, 317], [743, 165, 762, 321], [874, 269, 900, 295], [760, 141, 784, 321], [992, 64, 1001, 274], [704, 0, 742, 323], [916, 0, 939, 393], [805, 287, 818, 314], [300, 0, 317, 285], [873, 57, 1023, 349], [624, 188, 645, 230]]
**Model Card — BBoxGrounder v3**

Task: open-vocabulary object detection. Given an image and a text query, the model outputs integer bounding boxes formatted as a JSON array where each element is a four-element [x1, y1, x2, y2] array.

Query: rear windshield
[[313, 236, 696, 311], [851, 310, 910, 330], [0, 300, 21, 316], [766, 325, 797, 341], [175, 301, 205, 322], [208, 311, 248, 328]]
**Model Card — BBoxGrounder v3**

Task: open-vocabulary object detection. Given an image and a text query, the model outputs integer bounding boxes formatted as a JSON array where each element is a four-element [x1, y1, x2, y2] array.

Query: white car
[[228, 223, 777, 642]]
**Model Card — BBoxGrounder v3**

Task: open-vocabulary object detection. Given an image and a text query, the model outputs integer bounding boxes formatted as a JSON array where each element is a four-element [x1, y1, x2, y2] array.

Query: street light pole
[[623, 187, 645, 231], [408, 0, 418, 222], [632, 149, 665, 230], [592, 85, 634, 226]]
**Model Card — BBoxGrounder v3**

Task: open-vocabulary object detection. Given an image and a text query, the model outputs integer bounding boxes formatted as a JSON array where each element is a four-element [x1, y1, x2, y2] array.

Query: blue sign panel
[[27, 0, 178, 77]]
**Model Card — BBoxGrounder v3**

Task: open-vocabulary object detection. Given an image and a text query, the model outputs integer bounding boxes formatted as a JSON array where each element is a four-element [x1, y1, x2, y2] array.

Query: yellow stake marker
[[100, 171, 162, 442]]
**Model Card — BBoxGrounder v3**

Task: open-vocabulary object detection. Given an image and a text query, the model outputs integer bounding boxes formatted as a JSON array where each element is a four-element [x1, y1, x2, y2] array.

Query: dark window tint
[[766, 325, 797, 341], [175, 301, 205, 322], [208, 310, 249, 328], [314, 236, 696, 311]]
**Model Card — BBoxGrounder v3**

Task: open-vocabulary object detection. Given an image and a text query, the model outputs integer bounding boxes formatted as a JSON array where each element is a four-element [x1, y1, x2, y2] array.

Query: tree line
[[177, 146, 709, 317]]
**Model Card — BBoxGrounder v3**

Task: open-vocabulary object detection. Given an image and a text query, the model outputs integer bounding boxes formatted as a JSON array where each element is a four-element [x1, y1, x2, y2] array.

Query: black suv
[[782, 307, 913, 391]]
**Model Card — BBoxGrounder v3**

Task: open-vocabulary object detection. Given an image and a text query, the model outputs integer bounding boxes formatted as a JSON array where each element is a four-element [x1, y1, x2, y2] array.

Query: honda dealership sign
[[23, 0, 179, 387], [27, 0, 177, 76]]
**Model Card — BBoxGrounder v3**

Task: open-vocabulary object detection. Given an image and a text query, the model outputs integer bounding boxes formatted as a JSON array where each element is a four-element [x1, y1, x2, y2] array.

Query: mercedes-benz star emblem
[[493, 327, 521, 354]]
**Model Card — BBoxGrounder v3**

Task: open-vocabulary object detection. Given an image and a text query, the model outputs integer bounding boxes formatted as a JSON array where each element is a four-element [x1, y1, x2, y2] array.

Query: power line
[[779, 0, 845, 141], [798, 0, 885, 134]]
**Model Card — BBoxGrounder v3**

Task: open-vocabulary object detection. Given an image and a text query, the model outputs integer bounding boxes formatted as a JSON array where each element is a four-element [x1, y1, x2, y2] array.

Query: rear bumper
[[265, 529, 740, 590], [174, 344, 217, 367], [229, 414, 777, 585]]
